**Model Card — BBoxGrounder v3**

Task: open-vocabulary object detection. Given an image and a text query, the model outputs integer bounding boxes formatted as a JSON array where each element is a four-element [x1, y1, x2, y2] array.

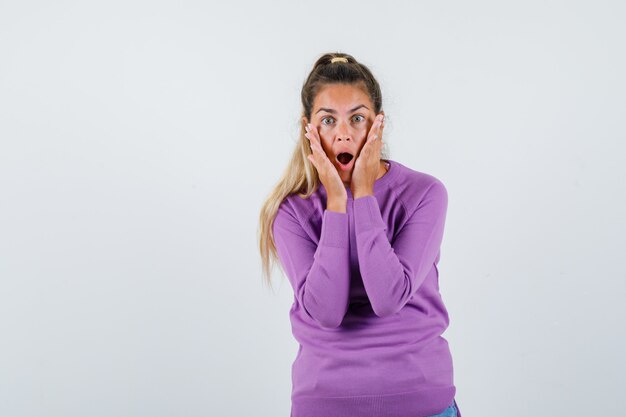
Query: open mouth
[[336, 152, 354, 166]]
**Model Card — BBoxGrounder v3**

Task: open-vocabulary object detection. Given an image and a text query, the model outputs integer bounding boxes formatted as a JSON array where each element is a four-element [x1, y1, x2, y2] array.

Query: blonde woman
[[258, 52, 461, 417]]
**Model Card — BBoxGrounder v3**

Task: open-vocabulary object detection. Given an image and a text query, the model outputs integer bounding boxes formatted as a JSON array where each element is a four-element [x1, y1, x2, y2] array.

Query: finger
[[304, 127, 319, 165], [305, 123, 318, 145], [368, 115, 384, 142], [305, 125, 321, 154], [309, 123, 324, 147], [305, 124, 320, 150], [305, 125, 327, 163], [376, 118, 385, 146], [307, 124, 328, 159], [377, 114, 384, 139], [368, 120, 380, 141]]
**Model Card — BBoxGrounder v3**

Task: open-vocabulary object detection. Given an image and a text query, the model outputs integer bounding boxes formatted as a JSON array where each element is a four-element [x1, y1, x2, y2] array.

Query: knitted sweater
[[272, 159, 461, 417]]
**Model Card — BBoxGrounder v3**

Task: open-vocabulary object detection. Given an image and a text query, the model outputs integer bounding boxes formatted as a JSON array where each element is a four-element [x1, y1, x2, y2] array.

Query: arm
[[272, 203, 351, 329], [353, 181, 448, 317]]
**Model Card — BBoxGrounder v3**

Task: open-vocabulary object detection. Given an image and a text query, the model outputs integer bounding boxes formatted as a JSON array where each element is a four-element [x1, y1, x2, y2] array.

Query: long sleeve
[[272, 203, 351, 329], [353, 181, 448, 318]]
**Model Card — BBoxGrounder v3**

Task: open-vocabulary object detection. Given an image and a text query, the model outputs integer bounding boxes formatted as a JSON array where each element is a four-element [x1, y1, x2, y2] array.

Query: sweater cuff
[[353, 195, 387, 230], [320, 209, 349, 248]]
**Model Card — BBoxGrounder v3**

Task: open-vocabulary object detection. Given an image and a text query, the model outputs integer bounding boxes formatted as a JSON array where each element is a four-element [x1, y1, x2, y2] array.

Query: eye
[[353, 115, 365, 122], [321, 116, 334, 125]]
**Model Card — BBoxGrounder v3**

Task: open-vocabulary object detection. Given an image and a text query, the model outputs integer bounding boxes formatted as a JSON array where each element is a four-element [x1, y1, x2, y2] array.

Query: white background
[[1, 1, 625, 416]]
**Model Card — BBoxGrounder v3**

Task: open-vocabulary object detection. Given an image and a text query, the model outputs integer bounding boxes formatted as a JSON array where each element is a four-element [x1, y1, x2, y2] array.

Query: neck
[[341, 160, 389, 187], [377, 160, 390, 180]]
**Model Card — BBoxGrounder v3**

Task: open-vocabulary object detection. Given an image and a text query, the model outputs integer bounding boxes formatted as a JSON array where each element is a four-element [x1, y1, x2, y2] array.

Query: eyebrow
[[315, 104, 369, 115]]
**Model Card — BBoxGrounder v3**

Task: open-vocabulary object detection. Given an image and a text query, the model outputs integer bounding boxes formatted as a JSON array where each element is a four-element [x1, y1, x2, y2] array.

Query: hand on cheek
[[304, 122, 348, 200], [350, 114, 385, 198]]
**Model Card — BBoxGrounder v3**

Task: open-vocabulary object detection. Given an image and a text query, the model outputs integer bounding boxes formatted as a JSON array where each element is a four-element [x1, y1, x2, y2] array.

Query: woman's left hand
[[350, 113, 385, 198]]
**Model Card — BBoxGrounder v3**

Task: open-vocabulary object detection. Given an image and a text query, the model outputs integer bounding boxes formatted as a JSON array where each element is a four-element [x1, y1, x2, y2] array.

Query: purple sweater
[[272, 159, 461, 417]]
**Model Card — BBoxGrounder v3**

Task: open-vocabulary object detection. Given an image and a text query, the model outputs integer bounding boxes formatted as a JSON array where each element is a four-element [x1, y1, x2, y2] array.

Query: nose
[[335, 120, 353, 142]]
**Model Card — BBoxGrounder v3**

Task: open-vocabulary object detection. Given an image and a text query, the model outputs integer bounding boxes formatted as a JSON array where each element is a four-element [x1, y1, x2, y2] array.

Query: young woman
[[258, 52, 461, 417]]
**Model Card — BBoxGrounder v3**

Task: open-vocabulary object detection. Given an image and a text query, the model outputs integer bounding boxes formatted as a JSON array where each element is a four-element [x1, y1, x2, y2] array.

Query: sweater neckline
[[317, 159, 400, 200], [344, 158, 399, 199]]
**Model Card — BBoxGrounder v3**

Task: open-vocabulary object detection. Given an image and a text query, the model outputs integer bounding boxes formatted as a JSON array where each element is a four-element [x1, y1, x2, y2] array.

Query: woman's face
[[303, 83, 384, 184]]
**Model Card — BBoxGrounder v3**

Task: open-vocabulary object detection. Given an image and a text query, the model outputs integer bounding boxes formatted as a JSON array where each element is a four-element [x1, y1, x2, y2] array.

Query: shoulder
[[389, 160, 448, 212], [273, 192, 317, 233]]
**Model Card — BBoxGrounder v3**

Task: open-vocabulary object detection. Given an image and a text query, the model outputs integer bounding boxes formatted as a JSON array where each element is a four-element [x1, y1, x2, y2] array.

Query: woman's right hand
[[304, 123, 348, 203]]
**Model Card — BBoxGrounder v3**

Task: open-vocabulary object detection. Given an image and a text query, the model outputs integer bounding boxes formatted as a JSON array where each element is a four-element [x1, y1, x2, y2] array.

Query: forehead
[[313, 83, 372, 111]]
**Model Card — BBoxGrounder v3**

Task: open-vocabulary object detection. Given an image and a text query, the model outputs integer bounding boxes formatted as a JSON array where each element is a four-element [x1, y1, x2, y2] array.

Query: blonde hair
[[257, 52, 388, 290]]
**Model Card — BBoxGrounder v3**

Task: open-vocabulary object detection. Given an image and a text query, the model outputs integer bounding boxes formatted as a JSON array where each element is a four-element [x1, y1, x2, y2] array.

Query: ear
[[301, 117, 309, 129]]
